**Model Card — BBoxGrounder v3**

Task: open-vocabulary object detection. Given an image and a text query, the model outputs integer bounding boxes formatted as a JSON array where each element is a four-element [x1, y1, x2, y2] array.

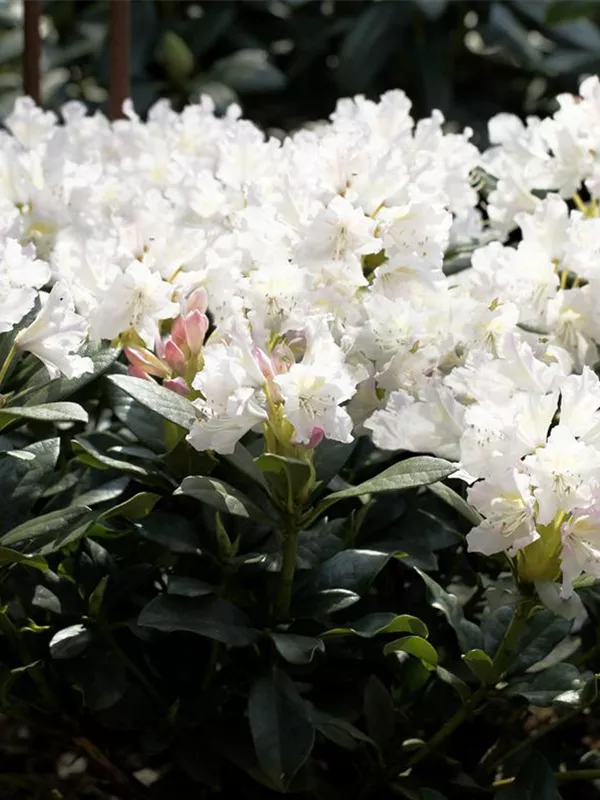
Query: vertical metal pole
[[109, 0, 130, 120], [23, 0, 41, 104]]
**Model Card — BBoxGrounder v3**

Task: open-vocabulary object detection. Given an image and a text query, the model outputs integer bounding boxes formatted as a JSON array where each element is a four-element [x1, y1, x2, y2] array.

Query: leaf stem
[[556, 769, 600, 782], [480, 704, 584, 776], [275, 520, 298, 621], [402, 598, 531, 771]]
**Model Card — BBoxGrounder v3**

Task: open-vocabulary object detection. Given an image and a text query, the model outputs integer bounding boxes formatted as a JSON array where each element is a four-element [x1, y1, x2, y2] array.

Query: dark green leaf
[[107, 374, 196, 430], [167, 576, 215, 597], [427, 481, 482, 526], [157, 31, 194, 82], [136, 512, 201, 554], [0, 547, 48, 572], [462, 649, 497, 685], [506, 663, 583, 707], [337, 1, 412, 93], [309, 706, 374, 751], [315, 457, 455, 517], [296, 549, 389, 596], [364, 674, 395, 748], [508, 611, 571, 676], [1, 505, 93, 548], [323, 613, 428, 639], [176, 475, 271, 521], [270, 633, 325, 665], [222, 443, 268, 490], [494, 751, 562, 799], [49, 624, 92, 659], [384, 636, 438, 669], [256, 453, 314, 507], [9, 343, 120, 407], [296, 518, 345, 569], [417, 569, 483, 652], [138, 594, 259, 646], [436, 666, 472, 702], [248, 669, 314, 790], [293, 588, 361, 617], [97, 492, 160, 522], [211, 49, 286, 93], [0, 402, 88, 429]]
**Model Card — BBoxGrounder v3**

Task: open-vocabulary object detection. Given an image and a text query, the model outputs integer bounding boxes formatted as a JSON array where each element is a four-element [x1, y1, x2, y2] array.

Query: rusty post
[[23, 0, 41, 104], [109, 0, 130, 120]]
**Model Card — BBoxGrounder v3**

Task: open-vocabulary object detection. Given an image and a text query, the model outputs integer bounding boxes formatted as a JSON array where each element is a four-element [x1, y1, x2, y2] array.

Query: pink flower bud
[[127, 364, 154, 381], [163, 339, 187, 373], [164, 377, 189, 395], [124, 346, 170, 378], [307, 427, 325, 449], [185, 287, 208, 315], [184, 310, 209, 355], [170, 315, 188, 350], [252, 346, 275, 381]]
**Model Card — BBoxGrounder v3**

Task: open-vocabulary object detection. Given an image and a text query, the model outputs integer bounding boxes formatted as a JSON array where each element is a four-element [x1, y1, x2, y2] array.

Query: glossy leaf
[[417, 569, 483, 653], [462, 650, 497, 685], [384, 636, 439, 669], [364, 674, 395, 748], [248, 669, 314, 790], [176, 475, 270, 521], [270, 633, 325, 665], [138, 594, 259, 646], [108, 374, 196, 431], [49, 624, 92, 659]]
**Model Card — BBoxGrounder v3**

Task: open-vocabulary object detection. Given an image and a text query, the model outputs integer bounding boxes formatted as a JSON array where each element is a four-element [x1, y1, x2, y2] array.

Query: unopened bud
[[163, 339, 187, 373], [252, 346, 275, 381], [170, 316, 188, 350], [127, 364, 153, 381], [307, 427, 325, 449], [185, 287, 208, 315], [184, 310, 209, 355], [164, 377, 190, 395], [124, 346, 170, 378]]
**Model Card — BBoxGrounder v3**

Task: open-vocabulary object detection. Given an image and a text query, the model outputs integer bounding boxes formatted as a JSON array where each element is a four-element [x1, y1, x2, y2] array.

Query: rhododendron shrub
[[2, 86, 600, 799]]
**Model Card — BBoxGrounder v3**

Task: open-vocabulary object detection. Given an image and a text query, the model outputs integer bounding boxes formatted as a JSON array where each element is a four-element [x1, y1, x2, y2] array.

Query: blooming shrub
[[3, 82, 600, 798]]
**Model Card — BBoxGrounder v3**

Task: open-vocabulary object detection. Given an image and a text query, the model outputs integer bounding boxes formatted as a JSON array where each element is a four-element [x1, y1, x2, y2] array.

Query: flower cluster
[[7, 78, 600, 593]]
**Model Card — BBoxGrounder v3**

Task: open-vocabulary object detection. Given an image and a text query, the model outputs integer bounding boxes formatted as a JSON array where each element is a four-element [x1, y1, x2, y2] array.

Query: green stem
[[275, 521, 298, 621], [0, 343, 17, 392], [403, 598, 531, 771], [491, 598, 532, 677], [481, 705, 583, 776], [556, 769, 600, 782]]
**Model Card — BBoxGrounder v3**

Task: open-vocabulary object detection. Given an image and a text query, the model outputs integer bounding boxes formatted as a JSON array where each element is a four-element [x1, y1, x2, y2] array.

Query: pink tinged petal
[[163, 339, 187, 372], [307, 427, 325, 449], [185, 287, 208, 314], [170, 316, 188, 350], [124, 346, 170, 378], [252, 346, 275, 381], [128, 365, 154, 381], [184, 310, 208, 355], [163, 377, 190, 395]]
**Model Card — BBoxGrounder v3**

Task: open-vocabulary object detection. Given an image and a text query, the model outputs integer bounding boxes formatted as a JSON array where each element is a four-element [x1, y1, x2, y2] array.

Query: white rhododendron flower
[[15, 283, 92, 379], [7, 77, 600, 590]]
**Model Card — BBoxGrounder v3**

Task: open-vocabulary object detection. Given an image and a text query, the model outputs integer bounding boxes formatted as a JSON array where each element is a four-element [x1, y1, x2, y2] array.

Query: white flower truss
[[6, 79, 600, 591]]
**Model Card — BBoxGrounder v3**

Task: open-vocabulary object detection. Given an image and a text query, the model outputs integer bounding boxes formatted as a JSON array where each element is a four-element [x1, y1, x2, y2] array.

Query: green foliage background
[[3, 0, 600, 138]]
